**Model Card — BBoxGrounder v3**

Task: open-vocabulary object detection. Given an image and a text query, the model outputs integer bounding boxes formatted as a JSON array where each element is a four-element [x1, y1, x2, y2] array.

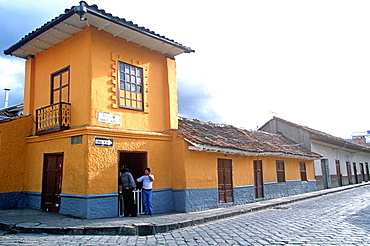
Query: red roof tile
[[174, 117, 321, 159]]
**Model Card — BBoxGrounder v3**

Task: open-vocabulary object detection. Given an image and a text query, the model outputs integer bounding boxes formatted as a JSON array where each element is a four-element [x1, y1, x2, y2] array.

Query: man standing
[[120, 168, 137, 217], [136, 168, 154, 215]]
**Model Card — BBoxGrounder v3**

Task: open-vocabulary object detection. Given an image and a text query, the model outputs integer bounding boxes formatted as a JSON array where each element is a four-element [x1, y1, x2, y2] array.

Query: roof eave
[[4, 4, 194, 58], [85, 8, 194, 55], [4, 9, 75, 57], [185, 140, 320, 160]]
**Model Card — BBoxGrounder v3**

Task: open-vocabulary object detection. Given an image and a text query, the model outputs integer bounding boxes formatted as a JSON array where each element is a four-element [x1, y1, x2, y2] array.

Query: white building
[[260, 117, 370, 189]]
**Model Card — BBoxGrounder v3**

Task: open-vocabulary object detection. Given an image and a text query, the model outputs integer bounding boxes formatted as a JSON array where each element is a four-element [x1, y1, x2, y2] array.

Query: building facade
[[260, 117, 370, 190], [1, 2, 321, 218]]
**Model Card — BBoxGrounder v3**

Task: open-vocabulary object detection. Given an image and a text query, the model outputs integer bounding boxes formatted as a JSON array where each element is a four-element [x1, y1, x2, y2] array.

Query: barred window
[[118, 62, 143, 110], [276, 160, 285, 183]]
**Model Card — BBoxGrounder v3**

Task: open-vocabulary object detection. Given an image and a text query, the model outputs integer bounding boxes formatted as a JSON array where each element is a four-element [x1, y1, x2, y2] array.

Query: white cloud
[[0, 57, 24, 107], [2, 0, 370, 138]]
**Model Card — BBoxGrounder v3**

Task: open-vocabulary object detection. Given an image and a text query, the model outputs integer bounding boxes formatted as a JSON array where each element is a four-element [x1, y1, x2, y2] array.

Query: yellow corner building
[[1, 1, 320, 218]]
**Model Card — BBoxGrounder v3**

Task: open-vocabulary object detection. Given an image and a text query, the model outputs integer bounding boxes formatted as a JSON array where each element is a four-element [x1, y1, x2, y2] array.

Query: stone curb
[[1, 183, 369, 236]]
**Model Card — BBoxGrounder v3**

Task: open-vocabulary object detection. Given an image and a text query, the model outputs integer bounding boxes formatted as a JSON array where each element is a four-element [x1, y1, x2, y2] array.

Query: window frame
[[300, 162, 307, 182], [276, 160, 286, 183], [117, 61, 144, 111], [50, 66, 70, 104]]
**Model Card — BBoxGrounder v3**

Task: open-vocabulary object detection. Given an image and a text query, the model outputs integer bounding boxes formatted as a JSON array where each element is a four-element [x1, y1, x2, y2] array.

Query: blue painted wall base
[[0, 180, 317, 218], [60, 193, 118, 219]]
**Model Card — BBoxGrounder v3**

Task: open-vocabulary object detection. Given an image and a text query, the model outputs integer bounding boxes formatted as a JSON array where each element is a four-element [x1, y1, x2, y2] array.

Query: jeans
[[142, 189, 153, 214]]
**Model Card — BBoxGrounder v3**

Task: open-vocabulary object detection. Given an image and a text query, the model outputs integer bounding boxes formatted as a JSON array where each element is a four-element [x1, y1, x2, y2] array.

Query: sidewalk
[[1, 183, 369, 236]]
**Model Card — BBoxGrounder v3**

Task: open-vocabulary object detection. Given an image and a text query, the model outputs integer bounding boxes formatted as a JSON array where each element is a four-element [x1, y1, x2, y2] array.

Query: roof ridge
[[271, 117, 370, 151]]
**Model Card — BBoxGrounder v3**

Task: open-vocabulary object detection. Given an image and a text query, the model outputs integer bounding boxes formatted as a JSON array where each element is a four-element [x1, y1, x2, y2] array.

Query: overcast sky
[[1, 0, 370, 139]]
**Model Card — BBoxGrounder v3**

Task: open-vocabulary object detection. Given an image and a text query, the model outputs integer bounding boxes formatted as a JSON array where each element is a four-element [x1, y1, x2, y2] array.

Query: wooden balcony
[[36, 102, 71, 135]]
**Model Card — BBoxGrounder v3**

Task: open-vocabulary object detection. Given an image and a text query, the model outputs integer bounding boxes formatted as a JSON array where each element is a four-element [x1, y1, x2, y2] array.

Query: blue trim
[[0, 192, 27, 209], [152, 188, 173, 213], [264, 180, 316, 199], [60, 193, 117, 198], [172, 188, 219, 212], [24, 191, 41, 209], [0, 181, 317, 218], [60, 193, 118, 219], [234, 185, 255, 205]]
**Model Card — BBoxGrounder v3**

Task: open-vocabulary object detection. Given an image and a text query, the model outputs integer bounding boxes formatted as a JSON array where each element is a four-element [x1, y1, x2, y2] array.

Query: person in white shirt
[[135, 168, 154, 215]]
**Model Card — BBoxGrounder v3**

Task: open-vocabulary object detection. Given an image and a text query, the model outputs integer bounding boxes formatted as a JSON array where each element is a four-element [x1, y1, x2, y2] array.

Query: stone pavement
[[0, 183, 368, 236]]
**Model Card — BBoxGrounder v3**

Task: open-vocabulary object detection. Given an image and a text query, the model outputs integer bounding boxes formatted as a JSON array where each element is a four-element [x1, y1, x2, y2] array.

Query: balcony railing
[[36, 102, 71, 135]]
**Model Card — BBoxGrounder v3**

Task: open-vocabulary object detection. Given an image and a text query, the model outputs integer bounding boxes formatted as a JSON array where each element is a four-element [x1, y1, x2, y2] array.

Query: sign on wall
[[97, 111, 121, 125], [94, 137, 114, 147]]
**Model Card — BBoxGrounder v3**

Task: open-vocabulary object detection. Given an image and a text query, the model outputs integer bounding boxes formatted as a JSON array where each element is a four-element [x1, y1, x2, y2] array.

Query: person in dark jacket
[[120, 168, 138, 217]]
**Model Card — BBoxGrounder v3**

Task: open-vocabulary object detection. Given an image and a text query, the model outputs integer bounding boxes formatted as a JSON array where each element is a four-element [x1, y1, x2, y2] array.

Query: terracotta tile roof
[[174, 117, 321, 159], [262, 117, 370, 153]]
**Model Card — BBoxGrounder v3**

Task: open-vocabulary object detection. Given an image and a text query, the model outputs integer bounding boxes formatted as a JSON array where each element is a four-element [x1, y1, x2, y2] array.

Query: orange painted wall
[[84, 132, 173, 194], [25, 128, 173, 195], [24, 26, 177, 133], [23, 28, 92, 128], [89, 26, 177, 131], [179, 141, 316, 189], [0, 117, 33, 193], [19, 26, 180, 195], [25, 133, 88, 195]]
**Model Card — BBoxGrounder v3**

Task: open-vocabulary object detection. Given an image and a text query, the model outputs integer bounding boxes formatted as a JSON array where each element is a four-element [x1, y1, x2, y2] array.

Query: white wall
[[311, 140, 370, 177]]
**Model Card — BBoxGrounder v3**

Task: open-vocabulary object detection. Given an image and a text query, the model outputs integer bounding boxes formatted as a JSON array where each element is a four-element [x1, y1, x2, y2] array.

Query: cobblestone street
[[1, 185, 370, 245]]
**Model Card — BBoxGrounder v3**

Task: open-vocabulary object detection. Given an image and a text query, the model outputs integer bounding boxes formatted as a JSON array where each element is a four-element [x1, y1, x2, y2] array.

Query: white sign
[[98, 111, 121, 125], [94, 137, 114, 147]]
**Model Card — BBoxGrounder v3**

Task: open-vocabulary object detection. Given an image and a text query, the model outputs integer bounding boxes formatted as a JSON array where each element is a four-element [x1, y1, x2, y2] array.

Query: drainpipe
[[4, 88, 10, 108]]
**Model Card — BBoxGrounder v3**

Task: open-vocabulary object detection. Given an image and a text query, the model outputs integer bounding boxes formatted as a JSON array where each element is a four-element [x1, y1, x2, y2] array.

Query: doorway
[[360, 163, 365, 183], [254, 160, 264, 198], [41, 153, 64, 212], [335, 160, 342, 186], [218, 158, 233, 203], [118, 151, 147, 181], [353, 163, 359, 184], [321, 159, 331, 189], [346, 162, 352, 184], [118, 151, 147, 216]]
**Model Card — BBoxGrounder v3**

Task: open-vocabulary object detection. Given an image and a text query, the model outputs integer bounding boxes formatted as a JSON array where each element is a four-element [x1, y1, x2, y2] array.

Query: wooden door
[[41, 153, 63, 212], [360, 163, 365, 183], [335, 160, 342, 186], [218, 159, 233, 203], [346, 162, 352, 184], [254, 160, 264, 198], [353, 163, 359, 184], [321, 159, 330, 189]]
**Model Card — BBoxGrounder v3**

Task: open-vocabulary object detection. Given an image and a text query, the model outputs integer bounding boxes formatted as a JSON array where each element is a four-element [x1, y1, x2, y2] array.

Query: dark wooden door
[[360, 163, 365, 183], [254, 160, 264, 198], [321, 159, 330, 189], [346, 162, 353, 184], [353, 163, 359, 184], [41, 153, 63, 212], [218, 159, 233, 203], [335, 160, 342, 186]]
